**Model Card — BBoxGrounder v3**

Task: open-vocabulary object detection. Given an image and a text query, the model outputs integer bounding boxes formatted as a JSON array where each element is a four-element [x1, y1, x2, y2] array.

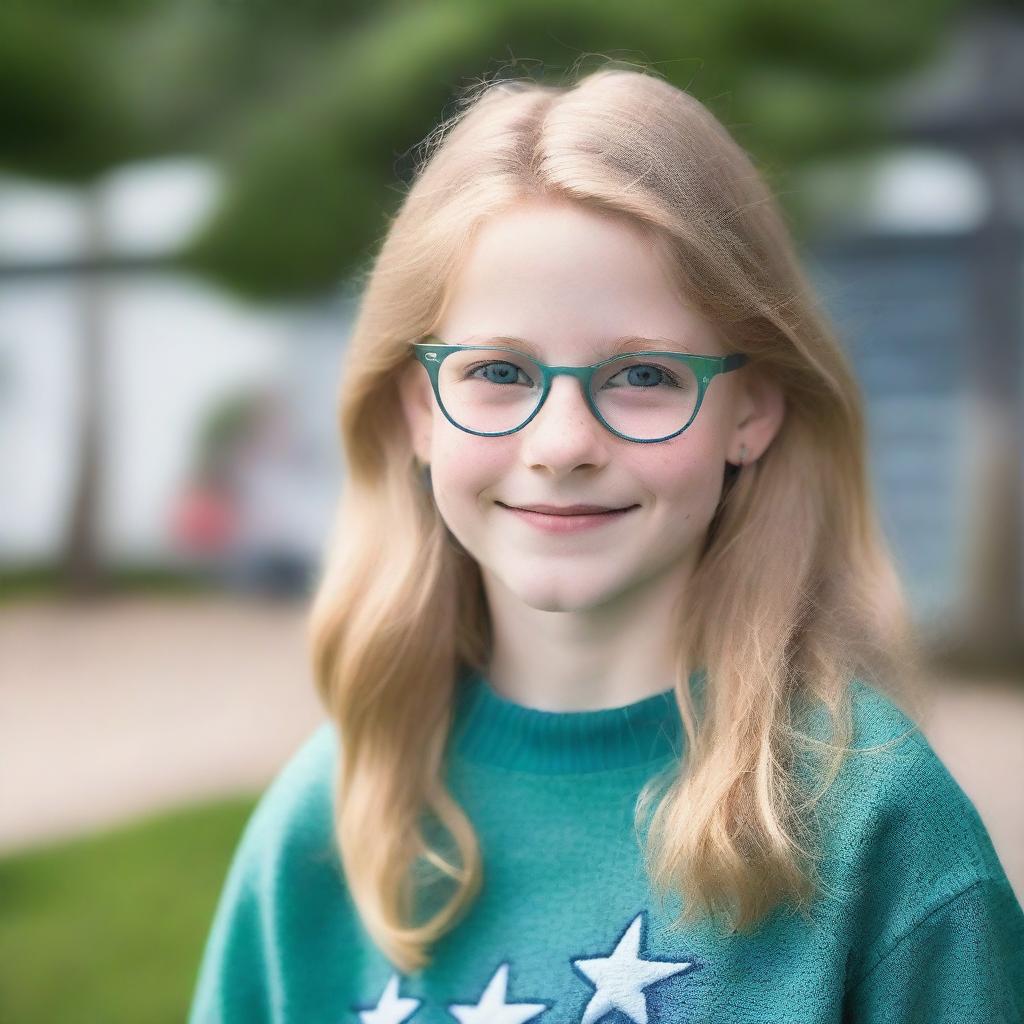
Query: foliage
[[0, 0, 971, 298], [0, 795, 258, 1023], [0, 563, 218, 604]]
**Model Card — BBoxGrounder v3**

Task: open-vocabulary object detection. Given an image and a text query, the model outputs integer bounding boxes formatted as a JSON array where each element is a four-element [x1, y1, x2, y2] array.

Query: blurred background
[[1, 0, 1022, 1020]]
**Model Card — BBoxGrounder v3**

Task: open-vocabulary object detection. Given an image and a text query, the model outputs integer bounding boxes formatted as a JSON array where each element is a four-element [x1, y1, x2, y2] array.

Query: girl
[[188, 64, 1024, 1023]]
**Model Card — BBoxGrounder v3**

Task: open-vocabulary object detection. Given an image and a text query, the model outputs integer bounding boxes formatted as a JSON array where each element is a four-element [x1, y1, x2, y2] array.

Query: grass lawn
[[0, 795, 259, 1023]]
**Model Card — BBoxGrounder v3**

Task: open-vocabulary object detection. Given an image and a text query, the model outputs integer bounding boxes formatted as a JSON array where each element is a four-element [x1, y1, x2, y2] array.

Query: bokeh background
[[1, 1, 1023, 1020]]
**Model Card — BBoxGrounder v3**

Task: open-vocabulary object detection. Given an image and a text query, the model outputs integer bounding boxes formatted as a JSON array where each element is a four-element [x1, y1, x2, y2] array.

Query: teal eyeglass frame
[[410, 335, 750, 444]]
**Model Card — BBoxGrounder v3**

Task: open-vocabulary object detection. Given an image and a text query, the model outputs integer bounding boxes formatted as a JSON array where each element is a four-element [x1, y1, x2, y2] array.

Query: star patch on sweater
[[572, 912, 694, 1024], [357, 973, 422, 1022], [447, 963, 552, 1022], [355, 910, 697, 1023]]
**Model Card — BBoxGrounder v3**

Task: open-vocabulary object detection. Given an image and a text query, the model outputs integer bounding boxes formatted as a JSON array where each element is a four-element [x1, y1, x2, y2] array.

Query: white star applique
[[447, 962, 550, 1023], [358, 973, 422, 1023], [572, 912, 693, 1024]]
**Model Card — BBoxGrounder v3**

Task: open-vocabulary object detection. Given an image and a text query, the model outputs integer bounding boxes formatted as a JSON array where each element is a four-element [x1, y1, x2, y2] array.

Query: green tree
[[0, 0, 966, 597]]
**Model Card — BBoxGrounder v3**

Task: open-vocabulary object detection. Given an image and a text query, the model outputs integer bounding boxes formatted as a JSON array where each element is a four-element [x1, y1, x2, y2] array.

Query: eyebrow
[[461, 334, 696, 358]]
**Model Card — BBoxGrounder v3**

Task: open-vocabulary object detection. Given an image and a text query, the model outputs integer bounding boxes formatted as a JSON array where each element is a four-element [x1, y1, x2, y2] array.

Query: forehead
[[454, 334, 698, 359], [435, 202, 720, 357]]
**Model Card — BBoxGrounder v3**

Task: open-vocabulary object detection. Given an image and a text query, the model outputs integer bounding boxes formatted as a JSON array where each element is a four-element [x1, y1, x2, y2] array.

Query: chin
[[498, 569, 629, 614]]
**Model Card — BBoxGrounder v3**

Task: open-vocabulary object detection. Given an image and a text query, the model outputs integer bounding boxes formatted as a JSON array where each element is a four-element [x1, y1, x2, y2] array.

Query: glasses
[[409, 336, 749, 444]]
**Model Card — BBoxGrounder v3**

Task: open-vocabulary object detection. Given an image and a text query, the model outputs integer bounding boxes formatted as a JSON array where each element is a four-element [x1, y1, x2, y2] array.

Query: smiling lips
[[497, 502, 638, 534], [498, 502, 636, 515]]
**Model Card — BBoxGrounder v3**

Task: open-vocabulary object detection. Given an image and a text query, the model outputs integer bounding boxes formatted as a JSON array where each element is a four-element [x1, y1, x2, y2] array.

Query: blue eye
[[466, 362, 535, 386], [603, 363, 686, 390]]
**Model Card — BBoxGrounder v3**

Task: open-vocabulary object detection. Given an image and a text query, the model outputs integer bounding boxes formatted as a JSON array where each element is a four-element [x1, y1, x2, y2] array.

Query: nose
[[517, 375, 609, 462]]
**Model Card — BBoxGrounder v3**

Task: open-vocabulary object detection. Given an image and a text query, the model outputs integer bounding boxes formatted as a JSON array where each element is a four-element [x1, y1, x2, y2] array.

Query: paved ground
[[1, 595, 1022, 904], [0, 594, 324, 854]]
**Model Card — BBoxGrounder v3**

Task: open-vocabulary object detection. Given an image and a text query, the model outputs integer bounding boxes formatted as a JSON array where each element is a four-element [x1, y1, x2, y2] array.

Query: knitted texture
[[187, 675, 1024, 1023]]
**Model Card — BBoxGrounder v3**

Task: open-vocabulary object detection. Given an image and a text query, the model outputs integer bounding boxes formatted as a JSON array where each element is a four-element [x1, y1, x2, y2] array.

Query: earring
[[738, 443, 748, 467]]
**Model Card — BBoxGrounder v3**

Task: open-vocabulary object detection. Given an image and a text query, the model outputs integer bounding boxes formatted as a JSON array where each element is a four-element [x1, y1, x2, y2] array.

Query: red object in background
[[170, 484, 239, 553]]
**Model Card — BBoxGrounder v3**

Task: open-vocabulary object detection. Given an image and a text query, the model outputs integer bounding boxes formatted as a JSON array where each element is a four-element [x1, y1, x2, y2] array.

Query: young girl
[[187, 65, 1024, 1023]]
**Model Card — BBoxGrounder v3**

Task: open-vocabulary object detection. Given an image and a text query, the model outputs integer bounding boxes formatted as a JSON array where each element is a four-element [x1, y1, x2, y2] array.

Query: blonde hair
[[308, 60, 927, 974]]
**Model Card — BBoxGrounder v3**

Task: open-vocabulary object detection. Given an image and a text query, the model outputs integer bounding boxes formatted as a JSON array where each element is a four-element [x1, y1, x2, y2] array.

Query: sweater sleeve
[[186, 721, 338, 1024], [842, 874, 1024, 1023], [186, 797, 279, 1024]]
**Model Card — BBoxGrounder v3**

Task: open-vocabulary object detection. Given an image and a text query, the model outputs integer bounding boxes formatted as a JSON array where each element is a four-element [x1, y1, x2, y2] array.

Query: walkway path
[[0, 594, 323, 854], [1, 595, 1021, 904]]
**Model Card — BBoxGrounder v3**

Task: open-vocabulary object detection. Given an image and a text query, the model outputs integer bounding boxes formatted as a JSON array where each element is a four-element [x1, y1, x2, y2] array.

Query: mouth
[[495, 501, 640, 533], [496, 502, 639, 516]]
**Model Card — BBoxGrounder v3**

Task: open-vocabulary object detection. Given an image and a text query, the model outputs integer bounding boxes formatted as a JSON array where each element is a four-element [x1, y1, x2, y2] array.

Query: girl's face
[[400, 200, 783, 616]]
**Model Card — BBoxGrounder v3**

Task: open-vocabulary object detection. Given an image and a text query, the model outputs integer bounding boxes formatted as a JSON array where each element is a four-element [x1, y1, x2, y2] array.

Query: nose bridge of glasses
[[522, 367, 612, 440], [540, 364, 596, 412]]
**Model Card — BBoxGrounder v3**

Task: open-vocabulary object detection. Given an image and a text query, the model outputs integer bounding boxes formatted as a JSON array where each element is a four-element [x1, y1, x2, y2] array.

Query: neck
[[481, 565, 692, 712]]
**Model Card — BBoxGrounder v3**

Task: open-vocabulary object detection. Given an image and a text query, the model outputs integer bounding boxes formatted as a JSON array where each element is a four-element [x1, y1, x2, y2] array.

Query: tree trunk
[[61, 180, 108, 598]]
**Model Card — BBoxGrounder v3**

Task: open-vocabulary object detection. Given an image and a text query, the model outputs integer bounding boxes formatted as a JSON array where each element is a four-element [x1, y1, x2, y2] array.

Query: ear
[[728, 367, 785, 467], [397, 357, 435, 467]]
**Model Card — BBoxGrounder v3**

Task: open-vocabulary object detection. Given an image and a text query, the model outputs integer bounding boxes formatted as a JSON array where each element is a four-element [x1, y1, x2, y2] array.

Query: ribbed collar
[[449, 667, 705, 774]]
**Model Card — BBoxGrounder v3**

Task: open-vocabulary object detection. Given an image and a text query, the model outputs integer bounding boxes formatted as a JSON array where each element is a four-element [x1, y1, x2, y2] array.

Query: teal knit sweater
[[187, 672, 1024, 1022]]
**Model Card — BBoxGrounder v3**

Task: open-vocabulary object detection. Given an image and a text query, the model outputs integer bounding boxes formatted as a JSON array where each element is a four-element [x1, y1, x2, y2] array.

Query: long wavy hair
[[307, 62, 927, 974]]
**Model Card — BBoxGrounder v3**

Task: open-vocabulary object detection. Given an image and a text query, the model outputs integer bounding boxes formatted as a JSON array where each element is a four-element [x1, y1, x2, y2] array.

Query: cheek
[[637, 441, 726, 522], [430, 434, 511, 513]]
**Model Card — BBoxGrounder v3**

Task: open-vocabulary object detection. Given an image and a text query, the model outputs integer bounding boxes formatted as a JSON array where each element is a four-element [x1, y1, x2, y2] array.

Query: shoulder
[[232, 720, 342, 888], [798, 675, 1024, 978], [187, 722, 345, 1021], [801, 678, 1011, 899], [810, 681, 1024, 1000]]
